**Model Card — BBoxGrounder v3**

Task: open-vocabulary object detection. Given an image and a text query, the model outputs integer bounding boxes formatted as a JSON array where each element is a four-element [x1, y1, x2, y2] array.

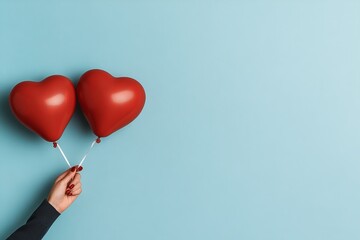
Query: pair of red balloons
[[9, 69, 146, 143]]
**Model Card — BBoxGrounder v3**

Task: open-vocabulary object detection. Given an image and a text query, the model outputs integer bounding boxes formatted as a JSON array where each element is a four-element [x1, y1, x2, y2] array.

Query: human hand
[[47, 166, 83, 213]]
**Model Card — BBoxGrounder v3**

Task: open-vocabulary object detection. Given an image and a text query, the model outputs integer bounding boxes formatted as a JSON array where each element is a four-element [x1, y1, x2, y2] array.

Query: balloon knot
[[96, 137, 101, 143], [53, 142, 57, 148]]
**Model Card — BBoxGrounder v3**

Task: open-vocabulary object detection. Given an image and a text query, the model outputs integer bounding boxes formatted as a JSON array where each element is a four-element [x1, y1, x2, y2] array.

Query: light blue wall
[[1, 1, 360, 239]]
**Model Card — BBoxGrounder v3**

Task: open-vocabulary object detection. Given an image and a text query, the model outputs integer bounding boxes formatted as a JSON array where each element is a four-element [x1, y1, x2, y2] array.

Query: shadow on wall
[[0, 70, 93, 238]]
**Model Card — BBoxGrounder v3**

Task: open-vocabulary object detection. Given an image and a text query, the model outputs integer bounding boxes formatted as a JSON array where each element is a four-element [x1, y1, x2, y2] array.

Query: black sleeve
[[7, 199, 60, 240]]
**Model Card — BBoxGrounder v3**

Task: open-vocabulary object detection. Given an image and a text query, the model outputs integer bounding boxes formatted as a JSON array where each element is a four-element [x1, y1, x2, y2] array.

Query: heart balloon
[[77, 69, 146, 138], [9, 75, 76, 142]]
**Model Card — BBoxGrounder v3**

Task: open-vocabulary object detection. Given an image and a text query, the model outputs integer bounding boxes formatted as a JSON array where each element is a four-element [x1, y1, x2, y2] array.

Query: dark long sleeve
[[7, 199, 60, 240]]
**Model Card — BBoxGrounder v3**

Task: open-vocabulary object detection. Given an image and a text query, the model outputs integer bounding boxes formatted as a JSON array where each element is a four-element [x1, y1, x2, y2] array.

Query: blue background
[[1, 1, 360, 239]]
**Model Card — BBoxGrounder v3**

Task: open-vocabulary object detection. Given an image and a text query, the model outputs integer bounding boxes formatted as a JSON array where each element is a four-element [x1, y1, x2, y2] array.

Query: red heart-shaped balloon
[[77, 69, 146, 138], [9, 75, 76, 142]]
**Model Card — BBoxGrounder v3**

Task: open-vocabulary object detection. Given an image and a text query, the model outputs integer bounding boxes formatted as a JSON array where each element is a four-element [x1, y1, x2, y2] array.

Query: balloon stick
[[54, 142, 71, 168], [78, 138, 100, 167]]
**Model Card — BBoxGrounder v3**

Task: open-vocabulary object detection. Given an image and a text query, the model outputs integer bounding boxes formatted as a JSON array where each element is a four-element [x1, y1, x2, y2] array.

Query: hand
[[47, 166, 83, 213]]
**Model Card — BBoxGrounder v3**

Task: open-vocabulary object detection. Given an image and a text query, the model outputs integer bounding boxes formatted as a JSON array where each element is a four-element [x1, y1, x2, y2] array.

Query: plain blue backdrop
[[1, 0, 360, 239]]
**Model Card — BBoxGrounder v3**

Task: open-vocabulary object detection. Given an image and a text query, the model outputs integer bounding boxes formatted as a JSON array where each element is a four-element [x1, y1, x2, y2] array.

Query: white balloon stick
[[55, 143, 71, 168], [78, 138, 98, 167]]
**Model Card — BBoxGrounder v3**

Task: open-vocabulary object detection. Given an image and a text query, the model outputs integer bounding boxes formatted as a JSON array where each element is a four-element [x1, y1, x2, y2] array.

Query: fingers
[[75, 165, 83, 172], [66, 172, 82, 195], [68, 173, 81, 187], [61, 167, 77, 184], [56, 166, 83, 183], [71, 182, 81, 192], [69, 187, 82, 196], [66, 174, 82, 196], [67, 182, 82, 196]]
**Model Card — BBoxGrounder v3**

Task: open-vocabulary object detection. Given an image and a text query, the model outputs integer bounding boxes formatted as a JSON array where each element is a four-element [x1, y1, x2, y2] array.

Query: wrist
[[47, 197, 62, 214]]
